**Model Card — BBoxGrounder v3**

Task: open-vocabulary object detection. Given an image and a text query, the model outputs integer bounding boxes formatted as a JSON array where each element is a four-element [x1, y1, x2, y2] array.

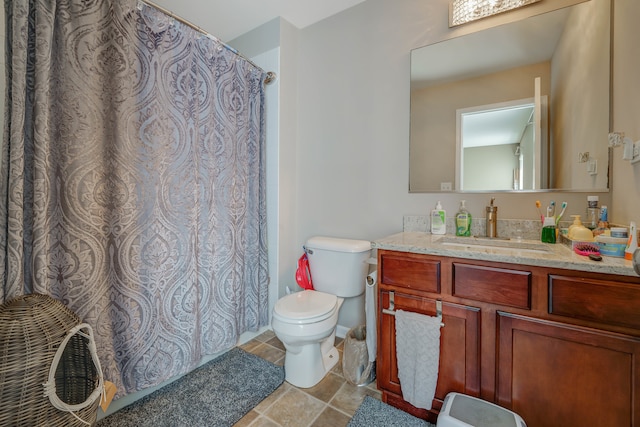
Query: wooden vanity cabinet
[[376, 249, 640, 427], [497, 312, 640, 427], [377, 290, 481, 420], [376, 251, 482, 422]]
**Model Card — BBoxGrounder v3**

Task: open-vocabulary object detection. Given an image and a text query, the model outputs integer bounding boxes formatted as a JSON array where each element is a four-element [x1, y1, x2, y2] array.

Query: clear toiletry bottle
[[593, 205, 609, 236], [455, 200, 472, 237], [541, 217, 556, 244], [586, 195, 599, 230], [431, 201, 446, 235]]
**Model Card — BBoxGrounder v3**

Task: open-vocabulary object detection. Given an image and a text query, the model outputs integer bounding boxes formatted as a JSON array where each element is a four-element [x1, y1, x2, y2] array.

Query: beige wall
[[551, 0, 610, 190], [410, 62, 550, 192], [294, 0, 615, 248], [611, 0, 640, 225]]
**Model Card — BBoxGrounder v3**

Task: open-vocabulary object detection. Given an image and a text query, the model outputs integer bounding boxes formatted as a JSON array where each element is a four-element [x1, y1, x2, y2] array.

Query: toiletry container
[[610, 227, 628, 238], [593, 205, 609, 236], [567, 215, 585, 238], [596, 235, 627, 257], [565, 215, 594, 246], [586, 196, 600, 229], [455, 200, 472, 237], [625, 222, 638, 261], [541, 217, 556, 243], [431, 201, 446, 235]]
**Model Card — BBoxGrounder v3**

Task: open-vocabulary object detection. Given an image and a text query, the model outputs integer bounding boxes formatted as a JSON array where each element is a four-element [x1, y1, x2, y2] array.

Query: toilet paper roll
[[366, 270, 377, 286], [365, 271, 377, 362]]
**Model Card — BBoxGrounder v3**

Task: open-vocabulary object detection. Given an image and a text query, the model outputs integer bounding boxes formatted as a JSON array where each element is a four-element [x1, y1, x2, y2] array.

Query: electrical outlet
[[440, 182, 452, 191], [578, 152, 590, 163]]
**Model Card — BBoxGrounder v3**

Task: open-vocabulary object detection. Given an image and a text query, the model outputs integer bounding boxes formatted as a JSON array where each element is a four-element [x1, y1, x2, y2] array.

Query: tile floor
[[234, 330, 382, 427]]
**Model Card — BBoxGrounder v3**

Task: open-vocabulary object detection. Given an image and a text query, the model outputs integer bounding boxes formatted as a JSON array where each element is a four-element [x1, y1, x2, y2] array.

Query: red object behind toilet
[[295, 253, 314, 290]]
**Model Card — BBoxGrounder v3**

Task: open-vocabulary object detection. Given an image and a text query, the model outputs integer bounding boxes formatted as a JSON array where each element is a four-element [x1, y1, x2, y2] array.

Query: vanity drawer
[[549, 275, 640, 330], [452, 263, 531, 309], [379, 252, 441, 293]]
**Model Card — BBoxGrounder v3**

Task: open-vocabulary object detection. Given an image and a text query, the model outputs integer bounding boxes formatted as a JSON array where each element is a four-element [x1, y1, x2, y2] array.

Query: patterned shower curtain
[[0, 0, 269, 396]]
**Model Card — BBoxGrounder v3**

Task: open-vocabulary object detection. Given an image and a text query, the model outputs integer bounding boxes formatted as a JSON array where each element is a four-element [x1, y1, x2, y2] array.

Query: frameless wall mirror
[[409, 0, 611, 193]]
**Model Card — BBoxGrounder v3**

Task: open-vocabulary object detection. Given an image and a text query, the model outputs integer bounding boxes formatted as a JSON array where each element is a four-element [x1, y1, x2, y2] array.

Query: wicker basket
[[0, 294, 103, 426]]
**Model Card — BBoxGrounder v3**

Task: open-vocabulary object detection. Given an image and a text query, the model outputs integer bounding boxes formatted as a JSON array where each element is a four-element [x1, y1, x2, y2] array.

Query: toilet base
[[282, 333, 339, 389], [322, 346, 340, 374]]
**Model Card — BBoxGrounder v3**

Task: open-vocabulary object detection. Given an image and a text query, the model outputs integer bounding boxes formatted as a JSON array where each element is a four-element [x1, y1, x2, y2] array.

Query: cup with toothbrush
[[537, 201, 567, 242], [535, 201, 544, 224]]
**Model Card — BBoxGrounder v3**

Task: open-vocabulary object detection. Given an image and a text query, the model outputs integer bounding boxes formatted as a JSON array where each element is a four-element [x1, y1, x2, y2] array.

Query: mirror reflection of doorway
[[455, 95, 547, 191]]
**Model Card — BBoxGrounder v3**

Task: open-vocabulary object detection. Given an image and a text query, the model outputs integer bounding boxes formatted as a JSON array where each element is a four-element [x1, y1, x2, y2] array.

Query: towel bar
[[382, 292, 445, 327]]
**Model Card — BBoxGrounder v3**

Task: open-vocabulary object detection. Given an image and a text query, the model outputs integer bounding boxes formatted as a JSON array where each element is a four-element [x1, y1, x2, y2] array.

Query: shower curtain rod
[[139, 0, 277, 85]]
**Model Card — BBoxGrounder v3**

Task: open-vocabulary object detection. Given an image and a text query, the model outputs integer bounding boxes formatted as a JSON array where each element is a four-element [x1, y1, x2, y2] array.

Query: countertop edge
[[373, 232, 639, 278]]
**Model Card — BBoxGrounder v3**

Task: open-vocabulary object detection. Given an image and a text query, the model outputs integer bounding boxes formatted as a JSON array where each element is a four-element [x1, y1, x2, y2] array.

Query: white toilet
[[272, 236, 371, 388]]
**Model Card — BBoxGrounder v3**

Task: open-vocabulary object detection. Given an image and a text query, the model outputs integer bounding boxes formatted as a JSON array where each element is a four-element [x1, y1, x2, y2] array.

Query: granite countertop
[[373, 231, 639, 278]]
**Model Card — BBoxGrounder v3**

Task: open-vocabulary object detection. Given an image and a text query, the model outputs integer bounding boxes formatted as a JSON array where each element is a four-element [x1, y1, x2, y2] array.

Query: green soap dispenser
[[455, 200, 472, 237]]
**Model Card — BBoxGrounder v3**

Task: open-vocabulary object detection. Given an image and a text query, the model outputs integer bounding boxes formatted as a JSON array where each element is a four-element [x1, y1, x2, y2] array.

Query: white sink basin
[[437, 236, 551, 254]]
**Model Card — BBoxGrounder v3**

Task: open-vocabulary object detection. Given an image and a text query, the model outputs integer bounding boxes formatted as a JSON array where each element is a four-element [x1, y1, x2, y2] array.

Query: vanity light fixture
[[449, 0, 541, 27]]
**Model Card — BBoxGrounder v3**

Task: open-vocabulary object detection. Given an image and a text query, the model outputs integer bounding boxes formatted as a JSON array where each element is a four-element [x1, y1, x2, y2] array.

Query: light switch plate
[[631, 141, 640, 164]]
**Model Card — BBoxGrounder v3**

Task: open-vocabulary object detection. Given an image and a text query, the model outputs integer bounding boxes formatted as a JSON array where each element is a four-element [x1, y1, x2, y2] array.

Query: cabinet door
[[377, 290, 480, 414], [497, 312, 640, 427]]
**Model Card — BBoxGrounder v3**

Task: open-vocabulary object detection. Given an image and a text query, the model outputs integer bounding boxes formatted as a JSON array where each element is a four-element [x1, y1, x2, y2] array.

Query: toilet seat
[[273, 290, 338, 324]]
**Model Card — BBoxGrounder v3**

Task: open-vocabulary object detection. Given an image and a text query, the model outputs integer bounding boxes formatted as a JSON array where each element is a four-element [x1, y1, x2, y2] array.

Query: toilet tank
[[304, 236, 371, 298]]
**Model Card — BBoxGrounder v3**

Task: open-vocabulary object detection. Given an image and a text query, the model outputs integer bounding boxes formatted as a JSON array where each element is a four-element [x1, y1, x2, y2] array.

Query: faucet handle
[[487, 197, 497, 213]]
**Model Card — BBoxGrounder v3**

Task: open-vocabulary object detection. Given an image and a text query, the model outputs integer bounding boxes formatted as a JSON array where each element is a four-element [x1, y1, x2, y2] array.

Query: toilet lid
[[274, 290, 338, 322]]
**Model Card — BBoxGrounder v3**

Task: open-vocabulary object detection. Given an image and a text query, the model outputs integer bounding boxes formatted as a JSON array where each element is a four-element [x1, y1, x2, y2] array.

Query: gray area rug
[[97, 347, 284, 427], [348, 396, 435, 427]]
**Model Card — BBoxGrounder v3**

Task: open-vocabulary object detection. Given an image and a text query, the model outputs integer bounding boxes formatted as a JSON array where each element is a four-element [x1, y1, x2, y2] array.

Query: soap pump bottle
[[567, 215, 584, 239], [455, 200, 472, 237], [431, 201, 446, 235]]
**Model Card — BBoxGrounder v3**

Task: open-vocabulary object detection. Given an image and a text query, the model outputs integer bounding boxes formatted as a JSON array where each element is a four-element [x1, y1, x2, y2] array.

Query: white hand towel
[[395, 309, 442, 410]]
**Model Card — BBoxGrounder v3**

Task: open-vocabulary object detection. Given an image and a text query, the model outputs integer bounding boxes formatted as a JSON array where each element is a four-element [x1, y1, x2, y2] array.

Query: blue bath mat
[[96, 347, 284, 427], [348, 396, 434, 427]]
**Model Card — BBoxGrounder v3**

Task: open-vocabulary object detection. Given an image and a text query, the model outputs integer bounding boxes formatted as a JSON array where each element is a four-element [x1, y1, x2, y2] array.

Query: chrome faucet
[[486, 197, 497, 238]]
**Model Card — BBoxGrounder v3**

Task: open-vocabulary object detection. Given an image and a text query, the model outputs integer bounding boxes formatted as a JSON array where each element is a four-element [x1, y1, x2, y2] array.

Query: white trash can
[[437, 392, 527, 427]]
